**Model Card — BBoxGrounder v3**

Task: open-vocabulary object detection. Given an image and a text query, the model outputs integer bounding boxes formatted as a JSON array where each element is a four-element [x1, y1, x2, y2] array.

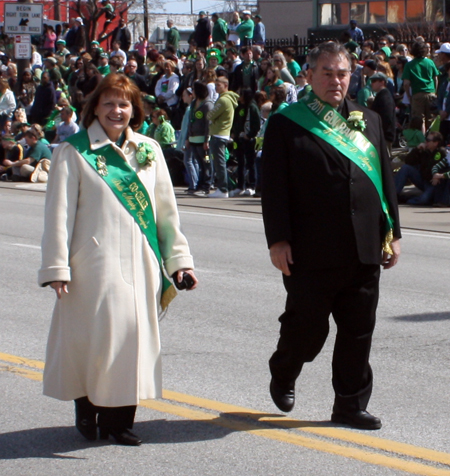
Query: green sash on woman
[[279, 92, 394, 254], [66, 130, 176, 310]]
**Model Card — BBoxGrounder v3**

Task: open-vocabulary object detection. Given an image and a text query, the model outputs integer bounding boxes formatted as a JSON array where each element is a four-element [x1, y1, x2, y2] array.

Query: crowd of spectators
[[0, 12, 449, 205]]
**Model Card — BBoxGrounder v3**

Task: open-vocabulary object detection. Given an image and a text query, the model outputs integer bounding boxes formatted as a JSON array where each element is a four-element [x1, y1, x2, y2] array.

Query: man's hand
[[382, 238, 401, 269], [50, 281, 69, 299], [269, 241, 293, 276], [431, 173, 444, 186]]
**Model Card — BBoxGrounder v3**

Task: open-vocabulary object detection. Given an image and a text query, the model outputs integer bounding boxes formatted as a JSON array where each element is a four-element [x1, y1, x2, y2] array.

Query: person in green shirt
[[284, 48, 301, 79], [236, 11, 254, 46], [402, 41, 440, 130], [166, 19, 180, 51], [152, 109, 175, 149], [97, 52, 111, 76], [211, 13, 227, 44]]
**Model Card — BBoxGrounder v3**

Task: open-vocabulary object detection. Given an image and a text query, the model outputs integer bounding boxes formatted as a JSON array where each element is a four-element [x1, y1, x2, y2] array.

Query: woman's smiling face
[[94, 91, 133, 142]]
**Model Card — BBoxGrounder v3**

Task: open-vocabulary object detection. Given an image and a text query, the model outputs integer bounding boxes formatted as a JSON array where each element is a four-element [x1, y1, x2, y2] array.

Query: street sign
[[14, 34, 31, 59], [4, 3, 43, 35]]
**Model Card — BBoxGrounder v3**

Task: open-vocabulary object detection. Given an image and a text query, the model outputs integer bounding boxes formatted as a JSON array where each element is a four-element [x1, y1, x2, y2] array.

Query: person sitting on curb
[[0, 134, 25, 181], [395, 131, 447, 205]]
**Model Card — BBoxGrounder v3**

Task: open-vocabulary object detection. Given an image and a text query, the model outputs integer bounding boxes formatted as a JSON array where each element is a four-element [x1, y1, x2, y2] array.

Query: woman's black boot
[[74, 397, 97, 441]]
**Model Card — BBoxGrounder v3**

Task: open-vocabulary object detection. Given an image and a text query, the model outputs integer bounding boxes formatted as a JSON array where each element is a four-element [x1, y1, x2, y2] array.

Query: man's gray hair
[[309, 41, 351, 70]]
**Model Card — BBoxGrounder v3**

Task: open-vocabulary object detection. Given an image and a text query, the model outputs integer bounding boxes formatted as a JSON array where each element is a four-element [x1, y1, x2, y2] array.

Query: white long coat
[[39, 120, 194, 407]]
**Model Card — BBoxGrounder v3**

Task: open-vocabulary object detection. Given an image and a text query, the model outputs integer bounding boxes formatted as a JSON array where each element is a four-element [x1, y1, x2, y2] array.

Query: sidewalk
[[2, 183, 450, 234]]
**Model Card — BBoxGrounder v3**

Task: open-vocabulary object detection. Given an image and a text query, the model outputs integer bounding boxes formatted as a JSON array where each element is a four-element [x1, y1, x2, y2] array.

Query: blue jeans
[[183, 148, 199, 190], [395, 164, 433, 205], [190, 143, 212, 191], [210, 136, 228, 192]]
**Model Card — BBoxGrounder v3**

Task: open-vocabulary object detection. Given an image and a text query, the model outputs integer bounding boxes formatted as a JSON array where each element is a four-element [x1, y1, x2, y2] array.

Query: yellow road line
[[163, 389, 450, 467], [0, 351, 45, 370], [2, 352, 450, 476], [0, 363, 44, 381], [141, 399, 450, 476]]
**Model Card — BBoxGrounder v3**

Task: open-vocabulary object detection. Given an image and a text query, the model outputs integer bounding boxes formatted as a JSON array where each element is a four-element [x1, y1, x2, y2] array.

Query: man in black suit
[[261, 41, 401, 430]]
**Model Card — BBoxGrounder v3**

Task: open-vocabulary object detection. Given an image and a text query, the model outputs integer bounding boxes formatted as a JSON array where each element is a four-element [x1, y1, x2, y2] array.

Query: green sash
[[279, 92, 394, 254], [66, 130, 176, 310]]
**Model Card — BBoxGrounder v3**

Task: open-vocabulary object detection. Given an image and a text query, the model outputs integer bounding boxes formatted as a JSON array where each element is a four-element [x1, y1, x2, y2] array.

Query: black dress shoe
[[270, 378, 295, 412], [99, 427, 142, 446], [331, 409, 382, 430]]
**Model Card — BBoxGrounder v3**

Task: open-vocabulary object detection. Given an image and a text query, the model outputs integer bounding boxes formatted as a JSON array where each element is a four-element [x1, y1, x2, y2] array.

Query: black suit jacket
[[371, 88, 396, 143], [261, 99, 401, 270]]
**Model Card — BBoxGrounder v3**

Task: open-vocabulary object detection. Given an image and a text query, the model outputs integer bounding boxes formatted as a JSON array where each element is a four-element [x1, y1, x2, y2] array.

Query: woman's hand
[[431, 173, 444, 186], [175, 269, 198, 290], [50, 281, 69, 299]]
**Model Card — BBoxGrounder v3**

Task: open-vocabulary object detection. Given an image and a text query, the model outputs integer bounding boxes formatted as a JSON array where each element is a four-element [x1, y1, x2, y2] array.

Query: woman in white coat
[[39, 74, 198, 446]]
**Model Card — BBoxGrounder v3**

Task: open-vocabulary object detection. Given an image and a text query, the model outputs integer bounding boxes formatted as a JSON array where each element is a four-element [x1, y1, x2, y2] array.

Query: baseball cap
[[242, 10, 252, 15], [435, 43, 450, 54], [363, 59, 377, 70], [75, 17, 83, 25], [370, 72, 387, 81]]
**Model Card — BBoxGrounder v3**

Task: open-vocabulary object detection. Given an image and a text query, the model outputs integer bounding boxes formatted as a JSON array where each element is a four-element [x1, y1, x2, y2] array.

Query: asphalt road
[[1, 185, 450, 476]]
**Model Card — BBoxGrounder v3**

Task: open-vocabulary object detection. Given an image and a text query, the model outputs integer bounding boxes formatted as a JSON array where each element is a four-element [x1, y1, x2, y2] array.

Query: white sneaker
[[229, 188, 243, 197], [208, 189, 229, 198], [242, 188, 255, 196]]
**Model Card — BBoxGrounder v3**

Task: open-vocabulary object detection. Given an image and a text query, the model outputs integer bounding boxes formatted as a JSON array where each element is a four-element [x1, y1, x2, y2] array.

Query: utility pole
[[54, 0, 61, 21], [143, 0, 149, 39]]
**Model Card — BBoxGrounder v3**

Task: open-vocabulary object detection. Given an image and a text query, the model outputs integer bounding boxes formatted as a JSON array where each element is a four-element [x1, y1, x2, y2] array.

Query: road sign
[[4, 3, 43, 35], [14, 34, 31, 59]]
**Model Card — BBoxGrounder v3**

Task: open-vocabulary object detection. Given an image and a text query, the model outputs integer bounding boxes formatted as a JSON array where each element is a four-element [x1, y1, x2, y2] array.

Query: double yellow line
[[1, 351, 450, 476]]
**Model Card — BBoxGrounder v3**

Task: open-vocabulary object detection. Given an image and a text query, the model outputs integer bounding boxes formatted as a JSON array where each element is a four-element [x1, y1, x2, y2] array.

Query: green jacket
[[207, 91, 239, 137], [212, 18, 228, 43], [167, 27, 180, 50], [236, 19, 254, 42], [155, 120, 175, 148]]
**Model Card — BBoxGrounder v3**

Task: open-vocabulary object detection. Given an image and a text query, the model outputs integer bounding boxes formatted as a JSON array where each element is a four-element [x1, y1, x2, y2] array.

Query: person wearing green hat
[[56, 40, 69, 57], [97, 53, 111, 76], [206, 48, 225, 71], [211, 13, 227, 44]]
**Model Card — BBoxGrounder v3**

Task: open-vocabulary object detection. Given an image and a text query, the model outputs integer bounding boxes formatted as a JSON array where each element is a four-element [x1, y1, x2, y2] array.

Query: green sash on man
[[66, 130, 177, 310], [279, 92, 394, 254]]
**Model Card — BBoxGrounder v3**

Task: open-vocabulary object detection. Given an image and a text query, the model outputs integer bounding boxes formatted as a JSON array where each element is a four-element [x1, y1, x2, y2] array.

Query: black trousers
[[269, 261, 380, 412], [75, 396, 137, 430]]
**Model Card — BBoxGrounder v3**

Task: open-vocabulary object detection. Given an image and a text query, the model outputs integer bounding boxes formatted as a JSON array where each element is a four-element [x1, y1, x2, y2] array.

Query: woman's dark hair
[[254, 91, 267, 109], [82, 74, 145, 131], [147, 49, 159, 62], [193, 80, 208, 100], [270, 86, 287, 108]]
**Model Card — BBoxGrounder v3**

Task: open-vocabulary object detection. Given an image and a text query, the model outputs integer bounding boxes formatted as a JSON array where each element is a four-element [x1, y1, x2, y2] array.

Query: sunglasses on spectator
[[426, 138, 437, 142], [379, 42, 387, 46]]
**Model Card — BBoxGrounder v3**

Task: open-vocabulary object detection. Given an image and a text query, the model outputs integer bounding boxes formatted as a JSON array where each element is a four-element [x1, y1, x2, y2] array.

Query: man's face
[[426, 135, 439, 151], [209, 57, 218, 68], [243, 50, 253, 63], [370, 78, 385, 93], [307, 54, 350, 107], [126, 61, 137, 75], [215, 80, 227, 94]]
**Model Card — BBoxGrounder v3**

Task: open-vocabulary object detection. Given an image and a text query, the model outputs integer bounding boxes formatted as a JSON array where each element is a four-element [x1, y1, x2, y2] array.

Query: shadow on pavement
[[220, 412, 332, 429], [392, 312, 450, 322], [0, 419, 232, 459]]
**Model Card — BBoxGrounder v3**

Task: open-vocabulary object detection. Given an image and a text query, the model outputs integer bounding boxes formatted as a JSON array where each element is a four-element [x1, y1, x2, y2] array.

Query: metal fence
[[263, 30, 449, 58]]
